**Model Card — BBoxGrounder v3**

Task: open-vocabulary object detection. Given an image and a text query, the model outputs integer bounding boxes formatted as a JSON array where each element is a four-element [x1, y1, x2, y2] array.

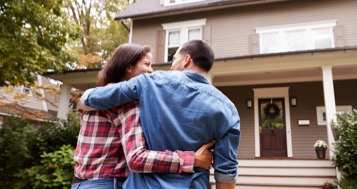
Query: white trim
[[321, 65, 337, 158], [21, 86, 33, 97], [129, 19, 133, 43], [256, 20, 337, 53], [162, 19, 206, 30], [255, 20, 337, 33], [316, 105, 352, 125], [37, 75, 48, 112], [162, 19, 206, 61], [253, 87, 293, 158], [163, 0, 204, 6], [57, 84, 71, 119]]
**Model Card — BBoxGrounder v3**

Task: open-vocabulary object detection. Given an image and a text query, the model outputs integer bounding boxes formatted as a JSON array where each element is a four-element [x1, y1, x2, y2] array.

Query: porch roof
[[45, 46, 357, 90]]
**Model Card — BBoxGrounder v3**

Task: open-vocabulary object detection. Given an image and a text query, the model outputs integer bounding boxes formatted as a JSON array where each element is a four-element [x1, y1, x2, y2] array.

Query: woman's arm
[[118, 102, 214, 173]]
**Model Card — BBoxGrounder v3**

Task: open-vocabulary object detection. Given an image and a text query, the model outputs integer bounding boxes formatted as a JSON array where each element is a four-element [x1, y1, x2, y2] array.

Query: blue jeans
[[71, 177, 126, 189]]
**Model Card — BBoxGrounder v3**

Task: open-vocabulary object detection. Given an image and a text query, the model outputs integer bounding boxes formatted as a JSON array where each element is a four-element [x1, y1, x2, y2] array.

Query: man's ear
[[183, 54, 191, 68]]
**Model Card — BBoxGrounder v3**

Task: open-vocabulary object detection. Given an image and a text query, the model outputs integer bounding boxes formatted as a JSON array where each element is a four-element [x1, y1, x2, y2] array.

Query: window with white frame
[[162, 19, 206, 61], [164, 0, 204, 6], [256, 20, 336, 54], [21, 86, 33, 96]]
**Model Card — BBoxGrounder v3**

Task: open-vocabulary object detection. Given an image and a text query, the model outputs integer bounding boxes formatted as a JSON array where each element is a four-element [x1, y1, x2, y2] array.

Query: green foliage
[[32, 114, 80, 155], [65, 0, 130, 69], [0, 117, 34, 187], [14, 145, 75, 189], [332, 109, 357, 189], [0, 0, 80, 86], [0, 115, 80, 188]]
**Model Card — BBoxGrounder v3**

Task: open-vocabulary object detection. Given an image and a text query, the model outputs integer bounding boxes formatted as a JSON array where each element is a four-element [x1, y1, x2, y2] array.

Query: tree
[[0, 0, 80, 86], [64, 0, 132, 69]]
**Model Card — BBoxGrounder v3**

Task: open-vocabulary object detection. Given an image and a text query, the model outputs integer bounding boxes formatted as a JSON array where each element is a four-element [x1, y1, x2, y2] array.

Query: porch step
[[209, 159, 337, 189]]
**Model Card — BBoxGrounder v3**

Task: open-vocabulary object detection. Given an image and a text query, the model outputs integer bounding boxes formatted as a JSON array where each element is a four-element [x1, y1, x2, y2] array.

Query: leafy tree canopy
[[64, 0, 132, 69], [0, 0, 80, 86]]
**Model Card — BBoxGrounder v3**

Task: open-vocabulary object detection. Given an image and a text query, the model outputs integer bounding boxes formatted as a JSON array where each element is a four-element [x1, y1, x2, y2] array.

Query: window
[[21, 86, 33, 96], [316, 105, 352, 125], [164, 0, 204, 6], [256, 20, 336, 54], [162, 19, 206, 61]]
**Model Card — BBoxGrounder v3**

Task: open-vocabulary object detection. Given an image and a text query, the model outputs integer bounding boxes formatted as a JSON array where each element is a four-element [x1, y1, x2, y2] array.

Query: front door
[[259, 98, 287, 157]]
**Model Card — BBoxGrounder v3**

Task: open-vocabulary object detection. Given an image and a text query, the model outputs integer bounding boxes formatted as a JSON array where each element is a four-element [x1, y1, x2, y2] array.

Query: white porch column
[[57, 83, 71, 119], [321, 65, 337, 159]]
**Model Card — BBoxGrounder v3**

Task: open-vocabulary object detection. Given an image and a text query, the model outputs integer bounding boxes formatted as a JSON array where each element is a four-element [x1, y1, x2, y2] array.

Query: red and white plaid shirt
[[74, 101, 194, 179]]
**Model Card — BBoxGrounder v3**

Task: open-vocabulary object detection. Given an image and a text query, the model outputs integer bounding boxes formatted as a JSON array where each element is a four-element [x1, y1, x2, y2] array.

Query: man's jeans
[[71, 177, 126, 189]]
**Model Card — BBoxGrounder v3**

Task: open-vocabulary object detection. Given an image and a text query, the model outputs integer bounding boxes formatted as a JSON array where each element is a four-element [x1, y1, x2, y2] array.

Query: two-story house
[[48, 0, 357, 188]]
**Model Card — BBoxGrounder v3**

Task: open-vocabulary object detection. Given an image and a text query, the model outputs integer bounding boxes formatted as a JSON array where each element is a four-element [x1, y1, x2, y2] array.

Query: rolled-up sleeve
[[213, 119, 240, 183]]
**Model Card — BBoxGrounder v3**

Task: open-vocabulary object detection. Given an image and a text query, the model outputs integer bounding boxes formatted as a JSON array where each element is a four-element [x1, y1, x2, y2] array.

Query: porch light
[[291, 97, 297, 107], [246, 99, 253, 108]]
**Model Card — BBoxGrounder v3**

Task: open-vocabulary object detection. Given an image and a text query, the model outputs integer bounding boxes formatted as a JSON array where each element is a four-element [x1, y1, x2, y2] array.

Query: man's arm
[[80, 76, 143, 110], [119, 103, 214, 173], [213, 120, 240, 185]]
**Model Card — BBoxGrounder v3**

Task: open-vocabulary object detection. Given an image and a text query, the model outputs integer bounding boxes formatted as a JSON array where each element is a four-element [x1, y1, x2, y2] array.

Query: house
[[0, 75, 61, 122], [48, 0, 357, 188]]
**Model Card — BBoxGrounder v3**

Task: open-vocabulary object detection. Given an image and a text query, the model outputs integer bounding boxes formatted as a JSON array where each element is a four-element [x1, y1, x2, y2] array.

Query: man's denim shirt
[[82, 70, 241, 189]]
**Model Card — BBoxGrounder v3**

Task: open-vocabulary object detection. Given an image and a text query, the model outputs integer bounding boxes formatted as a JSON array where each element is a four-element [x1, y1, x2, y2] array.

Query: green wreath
[[264, 103, 280, 119]]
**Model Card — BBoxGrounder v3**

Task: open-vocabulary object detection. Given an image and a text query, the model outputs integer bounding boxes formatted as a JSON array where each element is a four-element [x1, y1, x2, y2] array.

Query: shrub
[[332, 109, 357, 189], [0, 116, 34, 188], [32, 114, 80, 155], [15, 145, 75, 189], [0, 114, 80, 188]]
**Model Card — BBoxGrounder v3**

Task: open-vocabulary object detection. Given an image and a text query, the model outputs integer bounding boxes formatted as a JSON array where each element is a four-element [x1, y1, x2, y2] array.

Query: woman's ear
[[126, 66, 132, 73]]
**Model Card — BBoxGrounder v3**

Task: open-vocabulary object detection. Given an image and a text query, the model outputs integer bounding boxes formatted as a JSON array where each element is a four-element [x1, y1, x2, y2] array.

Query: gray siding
[[0, 86, 44, 111], [131, 0, 357, 62]]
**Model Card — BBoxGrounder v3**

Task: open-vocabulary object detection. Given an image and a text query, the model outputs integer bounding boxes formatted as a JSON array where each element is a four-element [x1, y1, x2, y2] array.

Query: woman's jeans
[[71, 177, 126, 189]]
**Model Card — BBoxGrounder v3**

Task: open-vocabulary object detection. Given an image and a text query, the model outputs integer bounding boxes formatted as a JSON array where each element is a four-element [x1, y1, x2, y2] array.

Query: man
[[81, 40, 240, 189]]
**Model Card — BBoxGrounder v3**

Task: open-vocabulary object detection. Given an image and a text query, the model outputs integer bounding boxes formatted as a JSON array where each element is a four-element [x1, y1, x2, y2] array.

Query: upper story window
[[162, 19, 206, 61], [164, 0, 204, 6], [256, 20, 337, 54]]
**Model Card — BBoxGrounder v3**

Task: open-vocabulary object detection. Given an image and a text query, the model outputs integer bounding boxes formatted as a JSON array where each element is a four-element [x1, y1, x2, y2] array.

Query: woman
[[72, 44, 213, 189]]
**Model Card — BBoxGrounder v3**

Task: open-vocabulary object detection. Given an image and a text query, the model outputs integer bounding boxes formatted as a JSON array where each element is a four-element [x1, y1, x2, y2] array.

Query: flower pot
[[315, 148, 326, 159], [332, 129, 340, 141], [321, 185, 334, 189]]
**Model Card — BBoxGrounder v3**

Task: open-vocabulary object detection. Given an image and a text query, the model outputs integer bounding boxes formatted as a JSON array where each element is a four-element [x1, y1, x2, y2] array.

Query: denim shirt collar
[[183, 71, 209, 84]]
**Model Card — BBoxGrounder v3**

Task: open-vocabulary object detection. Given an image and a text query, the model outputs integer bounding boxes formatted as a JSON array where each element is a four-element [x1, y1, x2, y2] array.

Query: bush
[[15, 145, 75, 189], [0, 114, 80, 189], [32, 114, 80, 155], [0, 117, 34, 188], [332, 109, 357, 189]]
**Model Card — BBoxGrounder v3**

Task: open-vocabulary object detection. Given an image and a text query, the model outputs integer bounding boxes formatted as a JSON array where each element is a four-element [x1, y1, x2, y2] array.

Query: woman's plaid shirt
[[74, 101, 195, 179]]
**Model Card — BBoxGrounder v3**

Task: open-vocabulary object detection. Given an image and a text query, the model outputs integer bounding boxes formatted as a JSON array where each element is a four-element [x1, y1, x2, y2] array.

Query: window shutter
[[156, 29, 165, 63], [333, 26, 345, 48], [250, 34, 260, 55], [203, 24, 211, 46]]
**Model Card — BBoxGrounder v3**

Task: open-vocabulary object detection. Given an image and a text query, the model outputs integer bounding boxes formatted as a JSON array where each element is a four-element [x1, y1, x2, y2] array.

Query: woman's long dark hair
[[96, 43, 151, 86]]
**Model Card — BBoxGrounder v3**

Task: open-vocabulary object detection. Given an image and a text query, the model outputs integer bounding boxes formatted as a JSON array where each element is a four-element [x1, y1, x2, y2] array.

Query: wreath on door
[[264, 103, 280, 119]]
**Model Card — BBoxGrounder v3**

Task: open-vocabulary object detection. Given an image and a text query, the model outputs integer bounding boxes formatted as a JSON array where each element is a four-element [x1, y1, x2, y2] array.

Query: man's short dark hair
[[179, 40, 215, 72]]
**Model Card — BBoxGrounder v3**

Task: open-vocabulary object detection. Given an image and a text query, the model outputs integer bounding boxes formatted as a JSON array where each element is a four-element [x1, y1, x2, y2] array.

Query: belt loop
[[114, 177, 117, 189]]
